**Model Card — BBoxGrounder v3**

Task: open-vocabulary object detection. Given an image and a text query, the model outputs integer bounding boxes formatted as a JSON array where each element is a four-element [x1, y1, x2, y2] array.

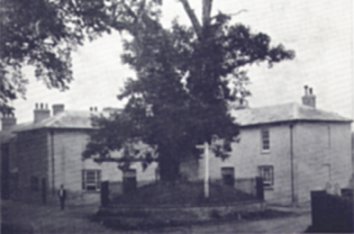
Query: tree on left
[[0, 0, 112, 113]]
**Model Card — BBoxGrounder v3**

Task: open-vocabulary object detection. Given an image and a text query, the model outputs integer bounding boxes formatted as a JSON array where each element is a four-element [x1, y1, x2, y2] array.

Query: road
[[1, 200, 311, 234]]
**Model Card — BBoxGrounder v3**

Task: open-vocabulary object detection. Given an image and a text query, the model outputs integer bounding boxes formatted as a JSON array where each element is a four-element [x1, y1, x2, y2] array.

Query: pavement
[[1, 200, 311, 234]]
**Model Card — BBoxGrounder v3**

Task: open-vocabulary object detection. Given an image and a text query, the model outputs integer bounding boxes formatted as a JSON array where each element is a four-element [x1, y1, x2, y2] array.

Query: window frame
[[260, 128, 270, 153], [82, 169, 101, 192], [258, 165, 274, 189]]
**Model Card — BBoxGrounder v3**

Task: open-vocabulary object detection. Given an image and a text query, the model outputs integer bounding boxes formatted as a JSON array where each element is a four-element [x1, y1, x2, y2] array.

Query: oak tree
[[83, 0, 295, 181]]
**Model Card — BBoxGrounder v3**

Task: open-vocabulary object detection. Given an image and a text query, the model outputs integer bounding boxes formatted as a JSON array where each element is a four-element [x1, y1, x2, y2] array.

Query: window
[[261, 128, 270, 152], [258, 165, 274, 188], [82, 170, 101, 191], [30, 176, 39, 191]]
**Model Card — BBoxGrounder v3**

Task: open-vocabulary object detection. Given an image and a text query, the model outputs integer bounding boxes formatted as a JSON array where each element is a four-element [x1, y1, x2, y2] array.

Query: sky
[[12, 0, 354, 124]]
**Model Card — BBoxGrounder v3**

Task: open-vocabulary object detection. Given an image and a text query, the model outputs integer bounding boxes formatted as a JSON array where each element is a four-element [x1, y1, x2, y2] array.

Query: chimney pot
[[302, 86, 316, 108], [1, 113, 17, 131], [304, 85, 308, 95]]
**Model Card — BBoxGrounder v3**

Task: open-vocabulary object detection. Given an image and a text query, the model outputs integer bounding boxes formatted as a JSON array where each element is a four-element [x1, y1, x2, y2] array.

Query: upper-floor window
[[261, 128, 270, 152], [82, 169, 101, 191]]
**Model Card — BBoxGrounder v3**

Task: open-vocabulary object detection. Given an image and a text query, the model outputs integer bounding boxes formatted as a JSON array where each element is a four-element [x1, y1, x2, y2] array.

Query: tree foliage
[[83, 0, 295, 181], [0, 0, 112, 113]]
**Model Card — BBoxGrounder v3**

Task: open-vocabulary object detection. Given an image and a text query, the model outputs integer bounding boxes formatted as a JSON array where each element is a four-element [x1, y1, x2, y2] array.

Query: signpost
[[196, 142, 210, 199]]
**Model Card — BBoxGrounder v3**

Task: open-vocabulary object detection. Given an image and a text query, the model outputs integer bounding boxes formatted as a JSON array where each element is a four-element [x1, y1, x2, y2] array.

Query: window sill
[[261, 150, 270, 154], [264, 186, 274, 191], [82, 190, 100, 193]]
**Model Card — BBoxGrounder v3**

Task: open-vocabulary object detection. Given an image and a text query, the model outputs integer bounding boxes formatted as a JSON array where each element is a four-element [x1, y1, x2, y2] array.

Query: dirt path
[[1, 200, 311, 234]]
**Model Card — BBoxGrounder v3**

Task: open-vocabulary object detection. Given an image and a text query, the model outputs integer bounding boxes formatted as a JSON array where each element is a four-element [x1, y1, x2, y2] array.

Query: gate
[[123, 169, 137, 194]]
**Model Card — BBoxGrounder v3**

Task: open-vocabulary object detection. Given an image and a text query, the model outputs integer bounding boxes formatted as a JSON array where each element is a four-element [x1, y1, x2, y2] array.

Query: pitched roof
[[2, 103, 351, 133], [231, 103, 352, 127], [15, 111, 94, 132]]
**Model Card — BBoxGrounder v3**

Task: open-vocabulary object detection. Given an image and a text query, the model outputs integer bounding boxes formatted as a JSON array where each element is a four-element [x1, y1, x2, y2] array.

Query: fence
[[101, 177, 264, 207], [234, 177, 264, 200], [310, 189, 353, 232]]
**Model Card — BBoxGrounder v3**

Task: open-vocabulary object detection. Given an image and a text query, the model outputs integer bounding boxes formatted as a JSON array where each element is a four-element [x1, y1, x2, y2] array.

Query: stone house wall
[[197, 121, 352, 205]]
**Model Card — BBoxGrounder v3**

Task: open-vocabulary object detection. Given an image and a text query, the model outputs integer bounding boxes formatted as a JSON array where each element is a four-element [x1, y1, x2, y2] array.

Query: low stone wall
[[98, 200, 265, 229], [234, 178, 257, 196], [10, 187, 100, 206]]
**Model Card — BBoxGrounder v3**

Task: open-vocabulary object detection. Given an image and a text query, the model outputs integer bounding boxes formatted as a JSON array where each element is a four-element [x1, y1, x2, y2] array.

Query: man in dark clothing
[[58, 184, 67, 210]]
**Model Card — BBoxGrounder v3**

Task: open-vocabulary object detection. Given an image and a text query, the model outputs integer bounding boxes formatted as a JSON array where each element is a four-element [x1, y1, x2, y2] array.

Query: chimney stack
[[302, 85, 316, 108], [34, 103, 50, 123], [1, 113, 17, 131], [52, 104, 65, 116]]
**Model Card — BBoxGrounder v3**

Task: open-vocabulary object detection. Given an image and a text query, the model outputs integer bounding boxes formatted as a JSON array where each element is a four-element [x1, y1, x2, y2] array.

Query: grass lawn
[[113, 180, 257, 206]]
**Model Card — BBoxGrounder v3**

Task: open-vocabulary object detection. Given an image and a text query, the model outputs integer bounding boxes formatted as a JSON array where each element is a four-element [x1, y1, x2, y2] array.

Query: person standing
[[58, 184, 67, 210]]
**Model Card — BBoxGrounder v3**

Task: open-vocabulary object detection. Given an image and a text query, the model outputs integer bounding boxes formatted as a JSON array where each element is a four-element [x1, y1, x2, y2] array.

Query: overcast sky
[[13, 0, 353, 124]]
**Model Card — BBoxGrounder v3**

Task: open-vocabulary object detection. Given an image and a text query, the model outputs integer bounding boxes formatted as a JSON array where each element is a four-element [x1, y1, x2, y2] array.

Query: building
[[1, 87, 352, 205], [201, 87, 352, 205], [0, 104, 158, 204]]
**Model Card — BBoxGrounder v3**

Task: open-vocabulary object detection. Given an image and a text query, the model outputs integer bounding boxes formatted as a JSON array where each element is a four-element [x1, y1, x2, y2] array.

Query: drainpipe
[[50, 130, 55, 194], [289, 124, 296, 206]]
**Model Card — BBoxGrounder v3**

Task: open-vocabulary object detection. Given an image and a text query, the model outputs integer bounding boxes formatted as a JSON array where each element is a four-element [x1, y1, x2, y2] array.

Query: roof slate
[[231, 103, 352, 127], [15, 111, 94, 132]]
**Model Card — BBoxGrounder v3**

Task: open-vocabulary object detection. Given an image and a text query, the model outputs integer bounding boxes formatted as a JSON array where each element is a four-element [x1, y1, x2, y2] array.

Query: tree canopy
[[82, 0, 295, 181]]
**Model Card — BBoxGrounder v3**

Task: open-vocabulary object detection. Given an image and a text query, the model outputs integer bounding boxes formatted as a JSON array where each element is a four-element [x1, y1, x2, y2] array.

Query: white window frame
[[261, 128, 270, 153], [82, 169, 101, 191], [258, 165, 274, 189]]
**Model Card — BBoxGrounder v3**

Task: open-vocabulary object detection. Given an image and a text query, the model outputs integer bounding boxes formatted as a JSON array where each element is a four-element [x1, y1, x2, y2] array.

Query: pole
[[289, 124, 296, 205], [204, 142, 209, 199]]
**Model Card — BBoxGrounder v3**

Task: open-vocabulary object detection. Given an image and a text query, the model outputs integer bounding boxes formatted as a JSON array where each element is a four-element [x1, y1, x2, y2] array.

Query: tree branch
[[178, 0, 202, 39], [202, 0, 212, 26]]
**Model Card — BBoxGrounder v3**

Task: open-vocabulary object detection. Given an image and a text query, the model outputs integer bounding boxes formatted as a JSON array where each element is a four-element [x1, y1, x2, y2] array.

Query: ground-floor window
[[258, 165, 274, 189], [82, 169, 101, 191]]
